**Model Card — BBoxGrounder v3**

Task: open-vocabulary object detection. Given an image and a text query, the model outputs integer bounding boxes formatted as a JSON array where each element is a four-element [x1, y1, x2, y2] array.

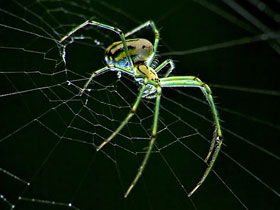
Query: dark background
[[0, 0, 279, 210]]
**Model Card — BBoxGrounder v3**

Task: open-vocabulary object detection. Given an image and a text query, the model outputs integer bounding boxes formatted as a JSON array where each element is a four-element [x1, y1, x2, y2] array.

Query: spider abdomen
[[105, 38, 153, 69]]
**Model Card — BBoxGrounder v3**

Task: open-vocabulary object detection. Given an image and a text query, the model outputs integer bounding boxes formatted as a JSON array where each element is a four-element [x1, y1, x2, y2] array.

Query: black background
[[0, 0, 279, 210]]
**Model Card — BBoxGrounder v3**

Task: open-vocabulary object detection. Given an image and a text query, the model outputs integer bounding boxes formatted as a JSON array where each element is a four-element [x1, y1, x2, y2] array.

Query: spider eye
[[142, 45, 146, 49]]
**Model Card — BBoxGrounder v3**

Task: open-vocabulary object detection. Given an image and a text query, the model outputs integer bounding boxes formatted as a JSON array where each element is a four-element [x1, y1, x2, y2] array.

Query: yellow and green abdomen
[[104, 38, 154, 69]]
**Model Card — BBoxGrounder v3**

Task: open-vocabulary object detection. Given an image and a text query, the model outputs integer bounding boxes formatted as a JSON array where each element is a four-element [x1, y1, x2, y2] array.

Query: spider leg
[[124, 82, 161, 198], [125, 20, 160, 66], [80, 65, 134, 95], [60, 20, 134, 71], [160, 76, 223, 197], [80, 66, 110, 95], [96, 78, 149, 151], [155, 59, 175, 77]]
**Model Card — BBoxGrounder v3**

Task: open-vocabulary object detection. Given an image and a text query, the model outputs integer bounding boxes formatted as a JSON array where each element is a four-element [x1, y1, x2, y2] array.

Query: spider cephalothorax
[[60, 20, 223, 198]]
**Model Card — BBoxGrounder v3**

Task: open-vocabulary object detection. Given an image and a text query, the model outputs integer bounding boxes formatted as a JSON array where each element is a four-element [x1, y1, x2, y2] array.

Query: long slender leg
[[161, 77, 220, 162], [80, 66, 110, 95], [80, 65, 134, 95], [60, 20, 134, 71], [96, 78, 149, 151], [160, 76, 223, 197], [125, 20, 160, 66], [124, 84, 162, 198], [154, 59, 175, 77], [161, 76, 222, 160]]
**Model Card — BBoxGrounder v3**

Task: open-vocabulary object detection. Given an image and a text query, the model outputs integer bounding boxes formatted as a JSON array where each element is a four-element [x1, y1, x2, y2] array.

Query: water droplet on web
[[117, 71, 122, 79]]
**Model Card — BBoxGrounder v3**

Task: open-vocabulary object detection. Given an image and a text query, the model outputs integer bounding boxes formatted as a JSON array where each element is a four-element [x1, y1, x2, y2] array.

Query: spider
[[60, 20, 223, 198]]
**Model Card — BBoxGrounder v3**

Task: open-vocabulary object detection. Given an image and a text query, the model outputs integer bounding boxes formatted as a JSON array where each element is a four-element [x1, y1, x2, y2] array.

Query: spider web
[[0, 0, 280, 210]]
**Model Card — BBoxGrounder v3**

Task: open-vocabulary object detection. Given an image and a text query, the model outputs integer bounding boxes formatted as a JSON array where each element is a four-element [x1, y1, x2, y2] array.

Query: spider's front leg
[[125, 20, 160, 66], [59, 20, 134, 71]]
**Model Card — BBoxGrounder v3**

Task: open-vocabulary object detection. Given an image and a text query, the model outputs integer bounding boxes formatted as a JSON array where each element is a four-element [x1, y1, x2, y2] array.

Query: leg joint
[[114, 27, 123, 34], [194, 76, 202, 82], [130, 109, 136, 114], [156, 85, 161, 95], [202, 83, 212, 95]]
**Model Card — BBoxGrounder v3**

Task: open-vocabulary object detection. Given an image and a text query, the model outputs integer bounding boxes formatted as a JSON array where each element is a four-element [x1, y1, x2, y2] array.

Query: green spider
[[60, 20, 223, 198]]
